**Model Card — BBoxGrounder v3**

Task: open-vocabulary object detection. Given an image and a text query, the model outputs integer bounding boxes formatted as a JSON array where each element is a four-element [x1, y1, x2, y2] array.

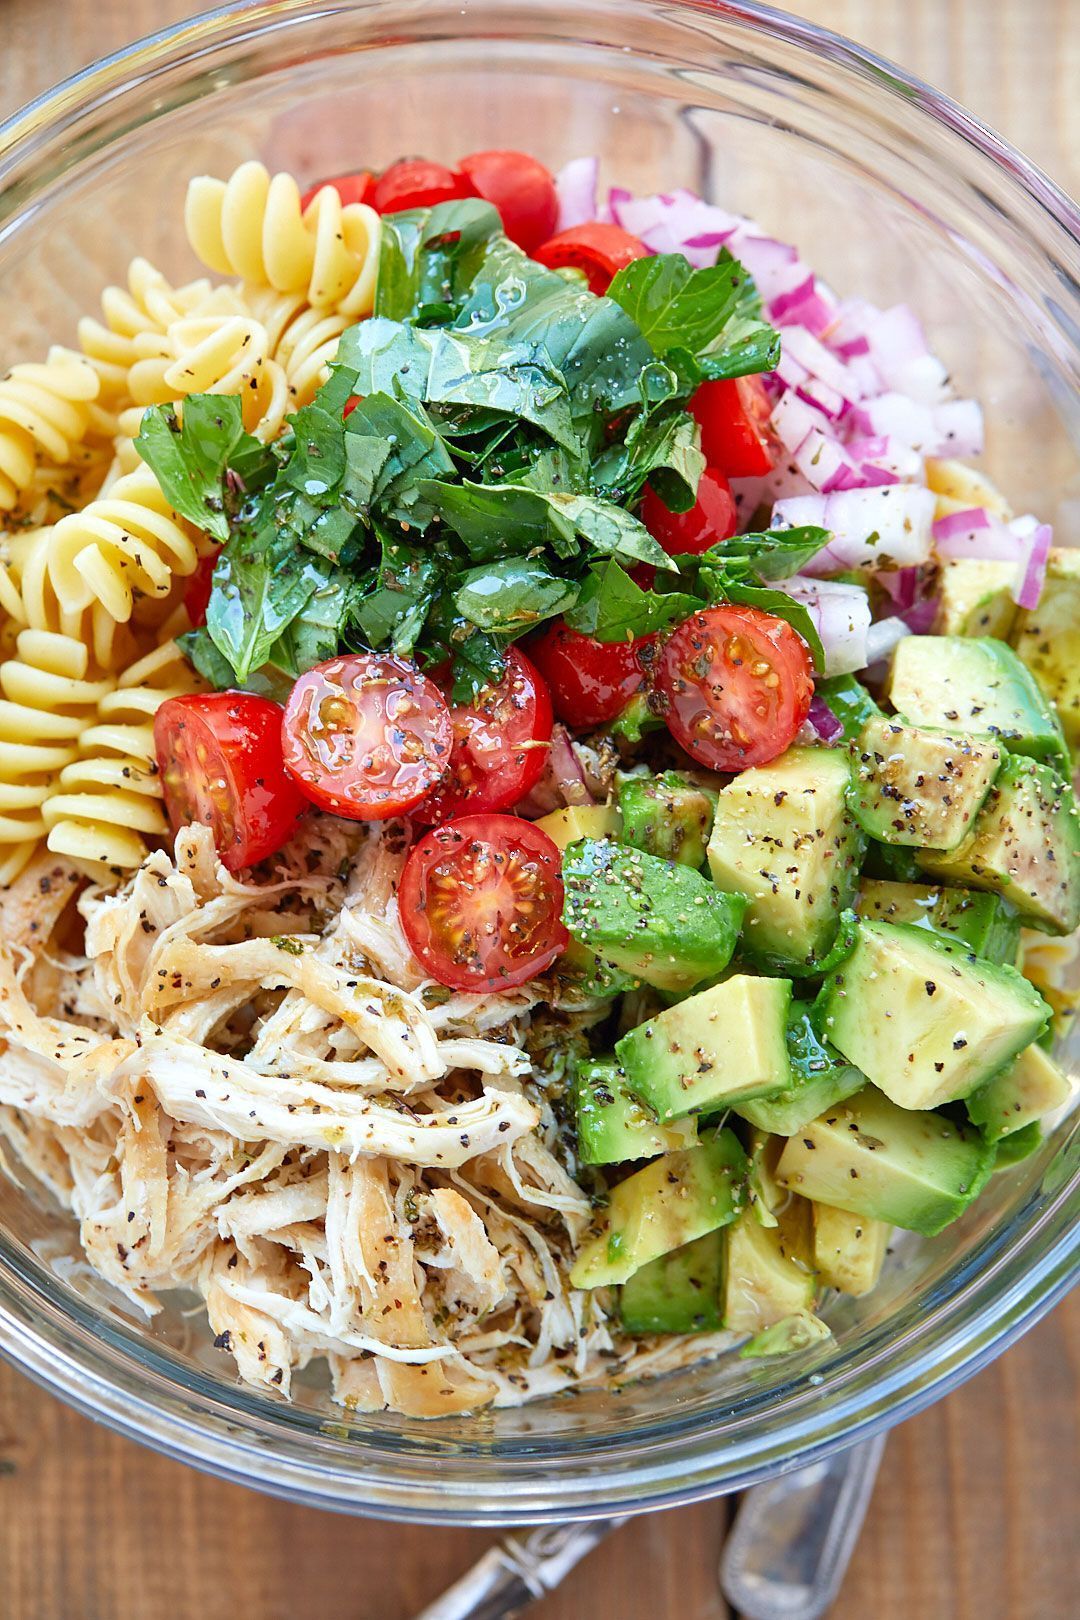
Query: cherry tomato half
[[372, 160, 472, 214], [692, 377, 776, 479], [184, 552, 218, 629], [457, 149, 558, 254], [398, 814, 568, 991], [532, 223, 649, 295], [154, 692, 307, 871], [282, 653, 452, 820], [413, 647, 553, 825], [300, 171, 377, 212], [527, 621, 656, 732], [654, 605, 813, 772], [641, 468, 738, 557]]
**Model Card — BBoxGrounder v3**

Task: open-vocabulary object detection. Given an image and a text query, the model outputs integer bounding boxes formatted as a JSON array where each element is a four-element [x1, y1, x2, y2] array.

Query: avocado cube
[[707, 746, 864, 971], [745, 1129, 784, 1228], [917, 755, 1080, 935], [734, 1004, 866, 1136], [569, 1127, 746, 1289], [848, 714, 1002, 851], [617, 974, 792, 1122], [562, 838, 745, 992], [618, 771, 717, 868], [619, 1231, 723, 1334], [722, 1201, 816, 1333], [858, 879, 1021, 964], [534, 803, 621, 852], [1012, 549, 1080, 749], [817, 920, 1048, 1110], [814, 674, 882, 744], [936, 558, 1018, 638], [775, 1086, 996, 1235], [575, 1058, 697, 1165], [993, 1121, 1043, 1168], [887, 635, 1066, 763], [812, 1204, 891, 1297], [925, 456, 1012, 522], [966, 1042, 1073, 1141]]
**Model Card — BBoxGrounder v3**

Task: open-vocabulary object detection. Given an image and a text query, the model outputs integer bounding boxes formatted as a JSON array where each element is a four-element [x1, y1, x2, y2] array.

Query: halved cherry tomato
[[692, 377, 776, 479], [154, 692, 307, 871], [398, 814, 568, 991], [532, 223, 649, 295], [184, 553, 218, 629], [343, 394, 361, 418], [281, 653, 452, 820], [527, 621, 655, 731], [413, 647, 553, 825], [653, 605, 813, 772], [300, 171, 377, 211], [457, 149, 558, 253], [641, 468, 739, 557], [372, 160, 472, 214]]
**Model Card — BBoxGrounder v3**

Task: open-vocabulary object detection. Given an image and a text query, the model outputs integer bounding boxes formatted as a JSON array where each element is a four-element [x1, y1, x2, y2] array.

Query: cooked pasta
[[128, 310, 291, 440], [243, 286, 350, 406], [0, 523, 140, 673], [77, 257, 217, 408], [0, 346, 107, 513]]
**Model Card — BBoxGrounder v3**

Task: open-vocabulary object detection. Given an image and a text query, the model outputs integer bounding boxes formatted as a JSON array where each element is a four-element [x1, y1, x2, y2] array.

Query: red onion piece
[[1014, 521, 1052, 610], [933, 506, 989, 541], [805, 694, 845, 743], [554, 156, 602, 230], [777, 487, 937, 575], [863, 615, 913, 666], [774, 576, 871, 675], [549, 726, 595, 807]]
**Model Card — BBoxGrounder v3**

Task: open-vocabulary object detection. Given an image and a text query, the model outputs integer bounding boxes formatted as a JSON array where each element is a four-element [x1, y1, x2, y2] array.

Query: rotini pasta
[[128, 310, 290, 440], [244, 286, 350, 406], [0, 346, 107, 513], [185, 160, 381, 316], [76, 257, 217, 406], [1, 524, 141, 673]]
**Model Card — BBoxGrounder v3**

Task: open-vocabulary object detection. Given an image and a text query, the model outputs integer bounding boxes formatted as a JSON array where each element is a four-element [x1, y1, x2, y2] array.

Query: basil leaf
[[346, 391, 455, 525], [592, 402, 703, 510], [178, 627, 239, 688], [266, 569, 362, 676], [206, 531, 330, 681], [565, 561, 703, 642], [451, 631, 506, 703], [454, 556, 579, 634], [376, 199, 505, 323], [607, 248, 780, 383], [425, 479, 671, 571], [135, 397, 264, 543], [697, 526, 832, 583], [280, 402, 347, 497], [357, 536, 445, 656]]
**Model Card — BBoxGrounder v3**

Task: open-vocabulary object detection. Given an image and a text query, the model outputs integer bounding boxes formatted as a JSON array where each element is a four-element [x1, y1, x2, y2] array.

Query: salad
[[0, 146, 1075, 1415]]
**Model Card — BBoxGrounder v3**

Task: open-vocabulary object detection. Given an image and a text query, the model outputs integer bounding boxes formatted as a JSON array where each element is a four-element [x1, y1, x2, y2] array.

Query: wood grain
[[0, 3, 1077, 1618]]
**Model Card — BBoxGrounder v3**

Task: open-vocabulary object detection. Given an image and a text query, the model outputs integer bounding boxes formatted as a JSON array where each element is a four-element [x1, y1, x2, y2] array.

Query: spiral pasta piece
[[0, 627, 115, 883], [43, 639, 204, 879], [0, 346, 103, 513], [77, 257, 220, 405], [128, 311, 290, 441], [243, 287, 350, 406], [185, 161, 381, 315], [3, 525, 141, 673]]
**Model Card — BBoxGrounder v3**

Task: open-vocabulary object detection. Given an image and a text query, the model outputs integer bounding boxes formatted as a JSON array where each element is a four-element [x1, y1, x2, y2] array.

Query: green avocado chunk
[[1011, 549, 1080, 749], [574, 1058, 697, 1165], [707, 746, 864, 972], [812, 1203, 891, 1297], [617, 771, 718, 868], [916, 754, 1080, 935], [561, 838, 745, 992], [722, 1200, 817, 1333], [848, 714, 1002, 851], [887, 635, 1067, 763], [816, 920, 1048, 1111], [857, 879, 1021, 964], [936, 558, 1018, 638], [775, 1086, 997, 1236], [734, 1003, 865, 1136], [569, 1127, 747, 1289], [617, 974, 792, 1121], [992, 1121, 1043, 1168], [966, 1042, 1073, 1141], [619, 1231, 723, 1334]]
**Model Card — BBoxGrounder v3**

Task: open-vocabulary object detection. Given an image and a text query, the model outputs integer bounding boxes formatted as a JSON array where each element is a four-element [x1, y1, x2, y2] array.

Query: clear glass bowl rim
[[0, 0, 1076, 1524]]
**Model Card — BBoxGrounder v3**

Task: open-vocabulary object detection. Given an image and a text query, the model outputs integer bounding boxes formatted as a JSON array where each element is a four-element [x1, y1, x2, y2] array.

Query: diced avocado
[[993, 1121, 1043, 1168], [575, 1058, 697, 1165], [966, 1042, 1073, 1141], [722, 1200, 816, 1333], [775, 1086, 996, 1236], [815, 674, 882, 744], [738, 1310, 832, 1357], [555, 940, 639, 1001], [816, 920, 1048, 1110], [925, 456, 1012, 522], [746, 1128, 783, 1227], [611, 689, 665, 743], [619, 1231, 723, 1334], [1012, 549, 1080, 749], [935, 558, 1018, 638], [534, 804, 620, 852], [887, 636, 1066, 763], [812, 1203, 891, 1297], [562, 838, 745, 992], [848, 713, 1002, 851], [569, 1127, 746, 1289], [617, 974, 792, 1121], [735, 1003, 865, 1136], [858, 879, 1021, 964], [917, 755, 1080, 935], [707, 747, 864, 971], [618, 771, 717, 868]]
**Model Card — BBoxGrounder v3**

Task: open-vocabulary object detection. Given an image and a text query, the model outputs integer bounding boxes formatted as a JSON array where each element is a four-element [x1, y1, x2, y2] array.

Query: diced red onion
[[608, 187, 740, 267], [933, 506, 989, 542], [549, 726, 595, 807], [933, 398, 984, 458], [780, 325, 863, 403], [863, 615, 913, 665], [805, 694, 845, 743], [776, 486, 937, 575], [934, 518, 1021, 562], [876, 566, 919, 609], [899, 594, 940, 634], [1014, 520, 1052, 609], [727, 233, 802, 301], [555, 156, 601, 231], [774, 576, 871, 675]]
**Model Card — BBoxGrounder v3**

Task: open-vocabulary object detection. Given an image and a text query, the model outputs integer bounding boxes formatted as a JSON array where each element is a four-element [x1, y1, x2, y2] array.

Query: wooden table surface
[[0, 2, 1077, 1616]]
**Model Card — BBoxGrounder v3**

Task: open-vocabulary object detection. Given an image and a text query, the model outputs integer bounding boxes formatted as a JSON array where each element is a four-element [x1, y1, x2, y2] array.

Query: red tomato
[[532, 223, 649, 295], [654, 605, 813, 772], [413, 647, 553, 825], [641, 468, 738, 557], [692, 377, 776, 478], [372, 160, 472, 214], [457, 149, 558, 253], [527, 621, 655, 731], [398, 814, 568, 990], [300, 171, 377, 211], [153, 693, 307, 871], [281, 653, 452, 820], [343, 395, 361, 418], [184, 553, 218, 629]]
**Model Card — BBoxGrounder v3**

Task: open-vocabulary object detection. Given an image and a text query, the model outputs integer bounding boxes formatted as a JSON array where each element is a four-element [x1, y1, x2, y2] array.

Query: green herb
[[135, 396, 271, 542], [270, 935, 306, 956]]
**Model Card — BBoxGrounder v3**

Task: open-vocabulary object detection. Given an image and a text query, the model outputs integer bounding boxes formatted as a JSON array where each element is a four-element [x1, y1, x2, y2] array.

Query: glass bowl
[[0, 0, 1077, 1524]]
